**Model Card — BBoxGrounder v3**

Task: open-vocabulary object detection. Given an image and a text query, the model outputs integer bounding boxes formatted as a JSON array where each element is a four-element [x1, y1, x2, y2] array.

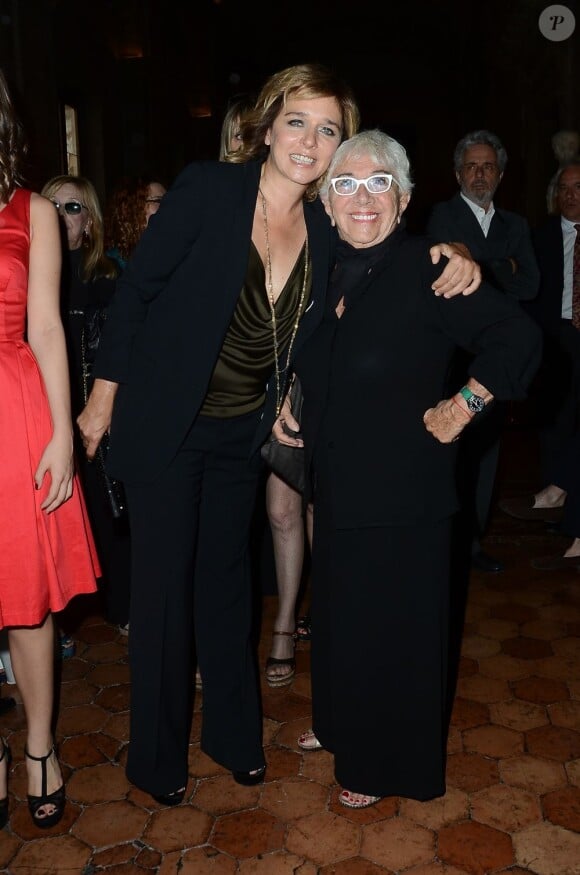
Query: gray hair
[[319, 129, 414, 202], [553, 158, 580, 187], [453, 130, 508, 173]]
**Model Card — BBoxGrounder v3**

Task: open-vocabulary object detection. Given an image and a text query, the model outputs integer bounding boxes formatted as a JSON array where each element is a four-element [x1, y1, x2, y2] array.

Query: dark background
[[1, 0, 578, 228]]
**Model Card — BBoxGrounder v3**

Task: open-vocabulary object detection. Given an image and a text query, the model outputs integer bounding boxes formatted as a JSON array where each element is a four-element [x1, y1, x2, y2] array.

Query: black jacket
[[427, 192, 539, 301], [294, 230, 542, 528], [93, 159, 334, 484]]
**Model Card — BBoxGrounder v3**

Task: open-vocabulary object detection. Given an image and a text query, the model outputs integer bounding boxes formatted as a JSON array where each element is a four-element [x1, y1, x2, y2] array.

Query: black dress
[[62, 249, 131, 626], [293, 228, 542, 800]]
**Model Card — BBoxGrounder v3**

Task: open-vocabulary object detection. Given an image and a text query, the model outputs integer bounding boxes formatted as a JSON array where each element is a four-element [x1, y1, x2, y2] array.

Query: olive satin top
[[200, 240, 311, 417]]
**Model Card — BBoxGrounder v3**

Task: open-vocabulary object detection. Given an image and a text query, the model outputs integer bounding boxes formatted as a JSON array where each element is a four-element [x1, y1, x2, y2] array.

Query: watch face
[[467, 394, 485, 414]]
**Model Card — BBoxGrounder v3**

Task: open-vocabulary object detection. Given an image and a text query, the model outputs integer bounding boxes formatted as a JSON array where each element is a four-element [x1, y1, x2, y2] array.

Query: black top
[[201, 241, 311, 417], [61, 248, 116, 415], [294, 228, 542, 528]]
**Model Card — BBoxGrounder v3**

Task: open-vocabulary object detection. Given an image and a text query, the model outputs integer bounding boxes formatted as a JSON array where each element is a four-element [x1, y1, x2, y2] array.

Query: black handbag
[[81, 305, 128, 522], [260, 376, 306, 494]]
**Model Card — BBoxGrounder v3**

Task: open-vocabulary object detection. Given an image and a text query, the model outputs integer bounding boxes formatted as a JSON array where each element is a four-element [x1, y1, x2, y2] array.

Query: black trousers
[[124, 409, 265, 796], [536, 321, 580, 538]]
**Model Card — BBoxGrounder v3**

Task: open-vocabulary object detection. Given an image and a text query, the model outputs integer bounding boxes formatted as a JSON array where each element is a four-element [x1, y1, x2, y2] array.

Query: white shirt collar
[[460, 193, 495, 236], [561, 215, 579, 233]]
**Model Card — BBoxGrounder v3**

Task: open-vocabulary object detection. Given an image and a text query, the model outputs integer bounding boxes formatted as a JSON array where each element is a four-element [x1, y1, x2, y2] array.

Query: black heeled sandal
[[265, 631, 296, 688], [25, 744, 66, 829], [0, 738, 11, 830]]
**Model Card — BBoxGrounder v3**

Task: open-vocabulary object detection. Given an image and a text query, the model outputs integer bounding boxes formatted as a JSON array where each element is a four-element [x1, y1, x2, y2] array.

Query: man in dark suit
[[501, 161, 580, 569], [428, 130, 540, 572]]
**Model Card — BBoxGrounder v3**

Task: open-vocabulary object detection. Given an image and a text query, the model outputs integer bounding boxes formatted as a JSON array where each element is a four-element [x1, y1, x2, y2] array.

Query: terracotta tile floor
[[1, 426, 580, 874]]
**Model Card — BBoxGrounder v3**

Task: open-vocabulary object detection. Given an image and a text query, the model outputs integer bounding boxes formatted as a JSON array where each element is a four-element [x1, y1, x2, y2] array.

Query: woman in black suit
[[279, 130, 542, 809], [78, 66, 481, 806]]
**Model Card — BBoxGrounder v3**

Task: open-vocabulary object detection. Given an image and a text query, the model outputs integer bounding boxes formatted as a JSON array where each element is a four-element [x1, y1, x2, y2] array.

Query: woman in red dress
[[0, 68, 100, 831]]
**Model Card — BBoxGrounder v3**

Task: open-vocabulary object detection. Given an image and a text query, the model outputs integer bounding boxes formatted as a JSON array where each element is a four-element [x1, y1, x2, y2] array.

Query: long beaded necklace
[[259, 189, 309, 415]]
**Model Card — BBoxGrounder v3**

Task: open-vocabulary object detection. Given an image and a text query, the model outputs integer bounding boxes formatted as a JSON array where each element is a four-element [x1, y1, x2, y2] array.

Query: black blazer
[[93, 159, 334, 484], [427, 193, 539, 301], [526, 215, 566, 336], [294, 231, 542, 528]]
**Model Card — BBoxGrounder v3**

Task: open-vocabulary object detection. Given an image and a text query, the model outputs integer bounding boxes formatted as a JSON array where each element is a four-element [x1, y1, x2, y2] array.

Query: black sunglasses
[[51, 199, 86, 215]]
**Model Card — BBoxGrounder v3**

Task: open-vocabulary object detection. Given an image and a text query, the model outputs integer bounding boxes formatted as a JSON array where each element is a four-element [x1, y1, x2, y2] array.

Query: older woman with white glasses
[[273, 129, 542, 809]]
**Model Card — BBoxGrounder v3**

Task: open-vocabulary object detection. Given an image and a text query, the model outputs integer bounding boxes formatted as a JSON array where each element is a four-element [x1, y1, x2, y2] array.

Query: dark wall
[[2, 0, 578, 226]]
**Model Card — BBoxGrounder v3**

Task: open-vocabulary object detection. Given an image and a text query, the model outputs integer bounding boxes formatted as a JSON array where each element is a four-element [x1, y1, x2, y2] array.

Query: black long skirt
[[310, 488, 452, 801]]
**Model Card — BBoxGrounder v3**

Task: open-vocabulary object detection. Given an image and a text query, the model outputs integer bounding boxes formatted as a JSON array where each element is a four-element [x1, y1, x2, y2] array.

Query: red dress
[[0, 188, 100, 627]]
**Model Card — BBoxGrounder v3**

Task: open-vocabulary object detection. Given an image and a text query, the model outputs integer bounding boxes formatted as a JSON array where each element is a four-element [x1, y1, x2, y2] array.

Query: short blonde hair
[[219, 94, 255, 162], [41, 175, 117, 282], [229, 63, 360, 201]]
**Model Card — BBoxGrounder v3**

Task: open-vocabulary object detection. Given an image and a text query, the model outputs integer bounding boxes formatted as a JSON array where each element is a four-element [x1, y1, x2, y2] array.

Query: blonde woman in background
[[40, 175, 129, 632]]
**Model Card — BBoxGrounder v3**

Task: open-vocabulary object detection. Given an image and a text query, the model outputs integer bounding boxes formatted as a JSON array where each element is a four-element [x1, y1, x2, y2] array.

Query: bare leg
[[8, 615, 64, 814], [266, 473, 306, 678]]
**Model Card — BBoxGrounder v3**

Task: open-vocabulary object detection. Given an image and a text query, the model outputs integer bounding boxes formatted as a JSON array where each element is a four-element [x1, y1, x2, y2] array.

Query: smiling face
[[49, 181, 91, 250], [323, 154, 410, 248], [263, 95, 343, 190]]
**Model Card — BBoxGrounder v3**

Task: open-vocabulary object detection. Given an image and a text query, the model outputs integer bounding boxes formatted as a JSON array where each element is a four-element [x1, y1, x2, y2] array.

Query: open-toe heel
[[0, 738, 11, 830], [265, 630, 296, 688], [25, 744, 65, 829]]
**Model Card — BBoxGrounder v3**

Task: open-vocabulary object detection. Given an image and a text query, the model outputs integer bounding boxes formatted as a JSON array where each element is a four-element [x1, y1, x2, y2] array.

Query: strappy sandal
[[339, 788, 382, 809], [265, 631, 296, 688], [297, 729, 323, 751], [25, 744, 65, 829], [0, 738, 11, 830]]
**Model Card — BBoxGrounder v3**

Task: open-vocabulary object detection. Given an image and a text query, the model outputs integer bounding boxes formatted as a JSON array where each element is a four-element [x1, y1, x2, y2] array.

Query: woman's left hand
[[429, 242, 481, 298], [35, 433, 74, 513], [423, 398, 470, 444], [271, 394, 304, 447]]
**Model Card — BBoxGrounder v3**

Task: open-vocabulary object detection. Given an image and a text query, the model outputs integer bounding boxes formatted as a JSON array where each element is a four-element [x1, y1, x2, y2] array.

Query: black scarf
[[328, 223, 404, 312]]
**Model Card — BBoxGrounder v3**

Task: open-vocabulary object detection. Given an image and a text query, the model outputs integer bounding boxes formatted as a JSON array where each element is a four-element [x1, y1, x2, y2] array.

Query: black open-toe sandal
[[0, 738, 11, 830], [25, 744, 65, 829], [265, 631, 296, 688]]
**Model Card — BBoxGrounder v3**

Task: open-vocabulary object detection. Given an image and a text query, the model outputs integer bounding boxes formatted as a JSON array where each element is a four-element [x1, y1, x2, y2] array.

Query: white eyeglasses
[[329, 174, 395, 196]]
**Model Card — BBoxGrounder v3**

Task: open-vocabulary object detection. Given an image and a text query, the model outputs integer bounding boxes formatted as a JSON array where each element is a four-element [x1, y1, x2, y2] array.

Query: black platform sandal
[[0, 738, 11, 830], [25, 744, 65, 829], [265, 631, 296, 688]]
